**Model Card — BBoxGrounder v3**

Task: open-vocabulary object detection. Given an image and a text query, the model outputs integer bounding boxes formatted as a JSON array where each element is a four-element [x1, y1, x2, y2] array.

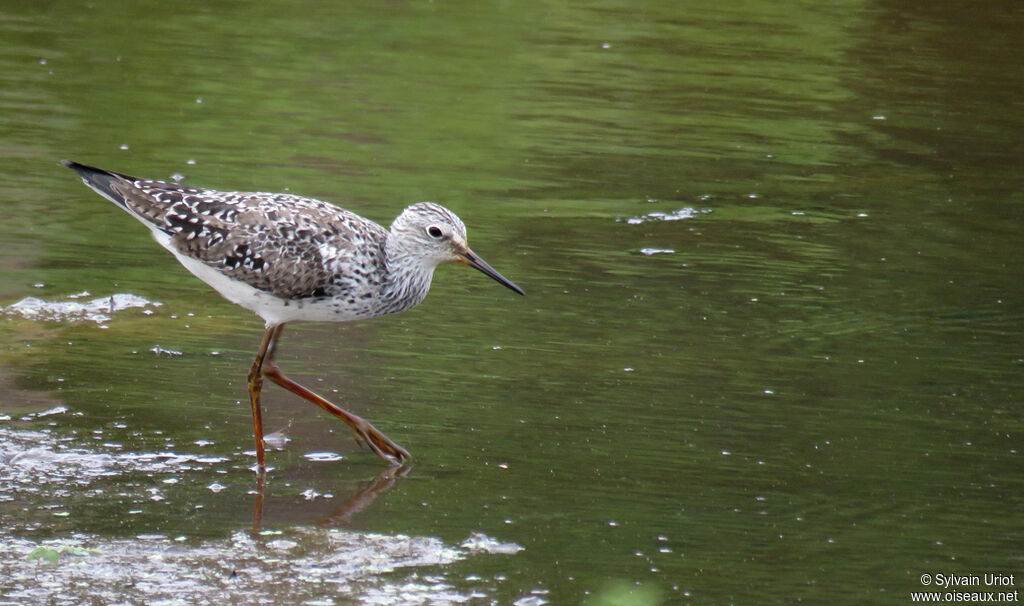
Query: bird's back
[[64, 161, 389, 302]]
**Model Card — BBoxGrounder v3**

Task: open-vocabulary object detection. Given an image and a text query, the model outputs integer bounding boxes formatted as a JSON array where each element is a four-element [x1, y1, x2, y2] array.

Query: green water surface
[[1, 1, 1021, 604]]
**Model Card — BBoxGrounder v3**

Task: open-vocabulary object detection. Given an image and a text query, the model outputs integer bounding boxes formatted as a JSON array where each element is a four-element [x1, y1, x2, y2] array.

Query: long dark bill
[[461, 249, 525, 296]]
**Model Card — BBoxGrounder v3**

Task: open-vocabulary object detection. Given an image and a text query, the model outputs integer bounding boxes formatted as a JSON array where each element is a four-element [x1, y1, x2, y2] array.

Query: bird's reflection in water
[[250, 465, 412, 533]]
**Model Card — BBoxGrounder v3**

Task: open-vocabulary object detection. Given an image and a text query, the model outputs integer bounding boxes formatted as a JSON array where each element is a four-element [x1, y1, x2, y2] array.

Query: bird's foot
[[351, 421, 411, 466]]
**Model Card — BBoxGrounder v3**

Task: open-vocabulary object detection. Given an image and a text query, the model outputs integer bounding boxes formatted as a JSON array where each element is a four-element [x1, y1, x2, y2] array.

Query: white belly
[[151, 229, 365, 327]]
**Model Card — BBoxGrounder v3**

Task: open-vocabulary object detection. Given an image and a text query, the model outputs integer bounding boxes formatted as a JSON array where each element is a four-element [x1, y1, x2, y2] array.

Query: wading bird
[[64, 160, 523, 468]]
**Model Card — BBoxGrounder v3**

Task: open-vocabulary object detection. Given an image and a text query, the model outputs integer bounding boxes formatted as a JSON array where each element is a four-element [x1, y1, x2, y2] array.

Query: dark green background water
[[1, 0, 1021, 604]]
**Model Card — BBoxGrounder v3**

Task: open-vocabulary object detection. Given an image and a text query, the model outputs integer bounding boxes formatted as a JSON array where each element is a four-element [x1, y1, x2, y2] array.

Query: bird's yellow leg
[[260, 326, 410, 466], [247, 324, 283, 470]]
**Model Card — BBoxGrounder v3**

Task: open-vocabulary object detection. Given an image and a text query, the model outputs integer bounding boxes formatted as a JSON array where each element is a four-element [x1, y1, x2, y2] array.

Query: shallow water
[[1, 0, 1023, 604]]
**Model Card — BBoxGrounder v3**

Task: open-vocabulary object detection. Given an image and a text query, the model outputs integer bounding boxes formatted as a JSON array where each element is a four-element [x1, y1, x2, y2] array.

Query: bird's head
[[390, 202, 524, 295]]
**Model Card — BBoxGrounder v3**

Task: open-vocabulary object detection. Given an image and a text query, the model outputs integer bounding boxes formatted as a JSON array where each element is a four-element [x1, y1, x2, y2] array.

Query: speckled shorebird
[[62, 160, 523, 469]]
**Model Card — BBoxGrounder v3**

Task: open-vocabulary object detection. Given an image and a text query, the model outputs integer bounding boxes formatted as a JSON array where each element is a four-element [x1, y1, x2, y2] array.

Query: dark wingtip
[[62, 160, 138, 210], [61, 159, 82, 172], [62, 159, 99, 178], [61, 159, 136, 181]]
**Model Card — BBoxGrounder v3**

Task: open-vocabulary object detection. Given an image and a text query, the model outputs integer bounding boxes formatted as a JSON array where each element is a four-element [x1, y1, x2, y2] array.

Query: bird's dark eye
[[427, 226, 444, 239]]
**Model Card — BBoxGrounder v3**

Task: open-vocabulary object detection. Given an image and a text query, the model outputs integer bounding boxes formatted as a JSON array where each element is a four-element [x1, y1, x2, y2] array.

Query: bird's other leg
[[247, 324, 284, 470], [251, 470, 267, 534], [260, 326, 411, 466]]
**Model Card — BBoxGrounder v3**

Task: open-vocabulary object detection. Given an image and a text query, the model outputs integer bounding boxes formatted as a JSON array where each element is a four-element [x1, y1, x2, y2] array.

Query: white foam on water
[[2, 293, 162, 324]]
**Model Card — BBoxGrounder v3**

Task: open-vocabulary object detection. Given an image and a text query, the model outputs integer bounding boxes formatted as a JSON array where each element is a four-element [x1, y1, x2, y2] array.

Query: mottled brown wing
[[118, 181, 374, 299]]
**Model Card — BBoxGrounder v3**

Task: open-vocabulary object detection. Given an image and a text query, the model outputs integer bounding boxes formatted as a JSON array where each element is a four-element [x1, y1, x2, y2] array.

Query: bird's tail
[[61, 160, 134, 210]]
